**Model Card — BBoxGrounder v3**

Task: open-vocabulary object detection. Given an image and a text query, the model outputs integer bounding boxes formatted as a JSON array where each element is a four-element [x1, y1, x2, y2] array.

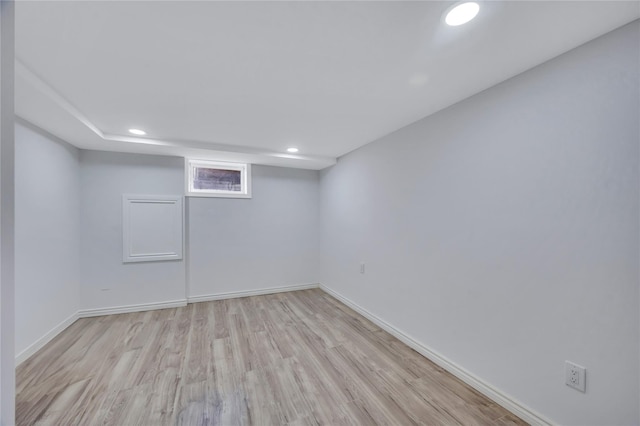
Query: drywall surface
[[80, 151, 186, 309], [188, 165, 319, 297], [0, 3, 15, 421], [15, 122, 80, 357], [319, 21, 639, 425]]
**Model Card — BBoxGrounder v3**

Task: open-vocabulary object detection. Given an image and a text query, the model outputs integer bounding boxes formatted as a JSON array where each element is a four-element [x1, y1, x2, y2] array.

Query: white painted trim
[[13, 282, 551, 426], [15, 285, 317, 364], [122, 194, 184, 263], [78, 299, 187, 318], [185, 159, 252, 199], [319, 284, 554, 426], [15, 311, 79, 366], [188, 283, 319, 303]]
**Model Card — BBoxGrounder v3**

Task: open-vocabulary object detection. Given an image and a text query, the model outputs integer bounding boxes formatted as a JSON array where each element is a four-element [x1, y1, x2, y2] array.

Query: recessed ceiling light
[[445, 2, 480, 26], [128, 128, 146, 136], [287, 147, 299, 153]]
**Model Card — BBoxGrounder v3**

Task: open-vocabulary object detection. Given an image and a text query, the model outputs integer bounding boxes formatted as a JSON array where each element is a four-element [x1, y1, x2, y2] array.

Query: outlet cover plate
[[565, 361, 586, 392]]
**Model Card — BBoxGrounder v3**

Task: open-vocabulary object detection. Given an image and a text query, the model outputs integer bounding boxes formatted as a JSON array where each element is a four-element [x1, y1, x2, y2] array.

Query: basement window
[[185, 159, 252, 198]]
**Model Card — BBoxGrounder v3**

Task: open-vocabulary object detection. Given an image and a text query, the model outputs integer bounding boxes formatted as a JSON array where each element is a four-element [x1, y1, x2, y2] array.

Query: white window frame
[[185, 158, 252, 198]]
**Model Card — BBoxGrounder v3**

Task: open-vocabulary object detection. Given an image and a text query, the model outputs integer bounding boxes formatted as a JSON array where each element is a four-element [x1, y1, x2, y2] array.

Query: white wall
[[0, 1, 15, 423], [319, 21, 639, 426], [79, 155, 319, 308], [188, 165, 319, 298], [15, 122, 80, 358], [79, 151, 186, 310]]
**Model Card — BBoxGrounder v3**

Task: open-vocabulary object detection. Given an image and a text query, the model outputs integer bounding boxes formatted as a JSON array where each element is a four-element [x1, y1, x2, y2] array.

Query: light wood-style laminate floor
[[17, 289, 526, 426]]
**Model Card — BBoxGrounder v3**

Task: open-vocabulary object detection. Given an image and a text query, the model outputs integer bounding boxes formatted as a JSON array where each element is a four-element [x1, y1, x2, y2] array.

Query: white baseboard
[[188, 283, 319, 303], [14, 282, 552, 426], [319, 284, 554, 426], [78, 299, 187, 318], [17, 285, 318, 365], [15, 311, 80, 366]]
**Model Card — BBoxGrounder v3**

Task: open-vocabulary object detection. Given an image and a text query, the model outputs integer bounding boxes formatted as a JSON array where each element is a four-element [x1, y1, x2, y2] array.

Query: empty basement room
[[0, 1, 638, 425]]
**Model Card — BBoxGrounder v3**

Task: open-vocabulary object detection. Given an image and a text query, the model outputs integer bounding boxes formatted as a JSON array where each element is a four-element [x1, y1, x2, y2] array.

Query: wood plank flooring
[[16, 289, 526, 425]]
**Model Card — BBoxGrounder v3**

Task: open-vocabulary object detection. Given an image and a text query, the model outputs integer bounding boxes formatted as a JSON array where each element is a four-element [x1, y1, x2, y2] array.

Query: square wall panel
[[122, 194, 183, 263]]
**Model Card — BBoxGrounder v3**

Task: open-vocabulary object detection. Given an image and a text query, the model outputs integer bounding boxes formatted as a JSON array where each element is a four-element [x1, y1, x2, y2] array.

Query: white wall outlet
[[360, 262, 365, 274], [565, 361, 586, 392]]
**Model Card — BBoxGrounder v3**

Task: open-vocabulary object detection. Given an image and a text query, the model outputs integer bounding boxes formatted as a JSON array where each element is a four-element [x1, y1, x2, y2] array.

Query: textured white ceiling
[[15, 1, 639, 169]]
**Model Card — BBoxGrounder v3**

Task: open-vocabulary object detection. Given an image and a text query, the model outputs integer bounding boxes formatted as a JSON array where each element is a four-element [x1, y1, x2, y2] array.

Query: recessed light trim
[[128, 128, 146, 136], [287, 147, 299, 153], [445, 2, 480, 26]]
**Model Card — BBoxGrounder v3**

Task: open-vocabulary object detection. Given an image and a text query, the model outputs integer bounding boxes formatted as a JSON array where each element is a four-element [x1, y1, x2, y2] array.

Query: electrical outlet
[[360, 263, 365, 274], [565, 361, 586, 392]]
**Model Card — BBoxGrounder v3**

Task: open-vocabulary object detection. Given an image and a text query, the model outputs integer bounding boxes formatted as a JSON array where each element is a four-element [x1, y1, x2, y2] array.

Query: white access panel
[[122, 194, 183, 263]]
